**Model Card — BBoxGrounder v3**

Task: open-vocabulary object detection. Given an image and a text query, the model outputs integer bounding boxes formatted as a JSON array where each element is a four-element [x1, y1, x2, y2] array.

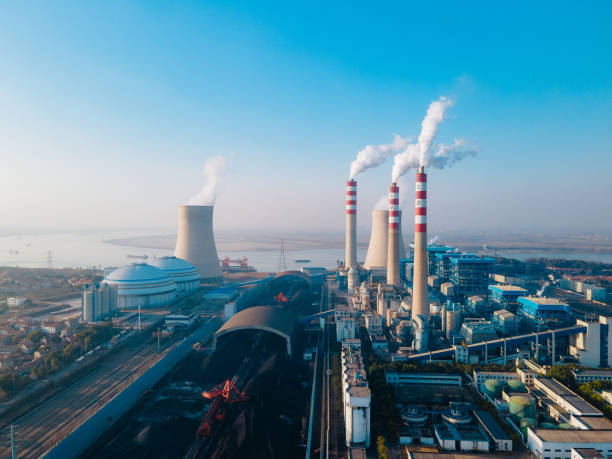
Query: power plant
[[386, 182, 400, 287], [412, 166, 429, 317], [174, 205, 223, 284], [363, 210, 407, 269]]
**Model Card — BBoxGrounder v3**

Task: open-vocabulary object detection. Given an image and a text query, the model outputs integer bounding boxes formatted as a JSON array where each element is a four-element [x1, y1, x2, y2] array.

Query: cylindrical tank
[[481, 379, 504, 399], [445, 309, 462, 340], [509, 395, 536, 421], [506, 379, 526, 393], [174, 205, 222, 283], [559, 423, 574, 430]]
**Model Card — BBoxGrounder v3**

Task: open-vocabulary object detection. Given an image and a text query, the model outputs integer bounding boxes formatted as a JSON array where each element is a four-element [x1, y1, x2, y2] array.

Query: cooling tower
[[174, 205, 223, 284], [363, 210, 407, 269], [345, 179, 357, 269], [412, 166, 429, 317], [387, 182, 400, 286]]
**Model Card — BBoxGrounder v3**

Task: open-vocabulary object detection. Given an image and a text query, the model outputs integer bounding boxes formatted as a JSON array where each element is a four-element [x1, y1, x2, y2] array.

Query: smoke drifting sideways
[[391, 96, 477, 182], [187, 155, 227, 206], [349, 134, 412, 179]]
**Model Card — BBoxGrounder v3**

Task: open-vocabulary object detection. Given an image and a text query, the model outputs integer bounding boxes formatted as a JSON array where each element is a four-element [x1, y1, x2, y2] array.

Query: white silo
[[363, 210, 407, 270], [174, 205, 223, 284]]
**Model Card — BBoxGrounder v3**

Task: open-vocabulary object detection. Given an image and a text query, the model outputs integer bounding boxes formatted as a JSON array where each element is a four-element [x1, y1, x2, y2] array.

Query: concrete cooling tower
[[363, 209, 407, 269], [174, 205, 223, 284]]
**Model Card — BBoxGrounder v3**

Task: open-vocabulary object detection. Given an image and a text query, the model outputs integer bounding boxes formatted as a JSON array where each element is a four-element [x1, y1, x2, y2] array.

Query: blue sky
[[1, 1, 611, 235]]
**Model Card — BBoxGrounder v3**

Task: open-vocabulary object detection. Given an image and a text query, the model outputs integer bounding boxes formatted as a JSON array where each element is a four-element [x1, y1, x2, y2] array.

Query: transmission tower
[[277, 240, 288, 272]]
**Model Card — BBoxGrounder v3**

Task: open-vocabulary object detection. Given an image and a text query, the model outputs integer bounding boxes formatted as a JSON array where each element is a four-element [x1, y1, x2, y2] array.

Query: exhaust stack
[[412, 166, 429, 316], [387, 182, 400, 286], [174, 205, 223, 284], [345, 180, 357, 269]]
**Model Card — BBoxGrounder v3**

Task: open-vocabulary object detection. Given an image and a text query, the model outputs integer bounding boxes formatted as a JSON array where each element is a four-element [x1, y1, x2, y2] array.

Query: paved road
[[0, 318, 221, 458]]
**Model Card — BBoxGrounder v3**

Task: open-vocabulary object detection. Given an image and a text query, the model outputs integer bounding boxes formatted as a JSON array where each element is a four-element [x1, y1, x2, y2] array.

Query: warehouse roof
[[531, 428, 612, 443], [213, 305, 298, 356]]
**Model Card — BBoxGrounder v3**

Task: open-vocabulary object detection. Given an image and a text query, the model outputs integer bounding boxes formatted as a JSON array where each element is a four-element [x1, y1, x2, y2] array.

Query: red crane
[[196, 379, 249, 437]]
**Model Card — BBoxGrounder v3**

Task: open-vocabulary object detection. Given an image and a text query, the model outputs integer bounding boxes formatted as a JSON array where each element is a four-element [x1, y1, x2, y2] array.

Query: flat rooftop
[[489, 284, 528, 293], [474, 409, 511, 440], [536, 378, 601, 416], [533, 428, 612, 443], [518, 296, 569, 306], [573, 415, 612, 430], [573, 369, 612, 376]]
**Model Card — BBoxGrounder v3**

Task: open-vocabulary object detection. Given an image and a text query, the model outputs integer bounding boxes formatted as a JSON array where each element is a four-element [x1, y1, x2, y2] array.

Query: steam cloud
[[350, 134, 412, 179], [187, 155, 227, 206], [391, 96, 477, 182]]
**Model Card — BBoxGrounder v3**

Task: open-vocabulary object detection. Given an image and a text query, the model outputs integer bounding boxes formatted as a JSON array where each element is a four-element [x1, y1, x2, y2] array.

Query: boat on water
[[294, 259, 311, 263]]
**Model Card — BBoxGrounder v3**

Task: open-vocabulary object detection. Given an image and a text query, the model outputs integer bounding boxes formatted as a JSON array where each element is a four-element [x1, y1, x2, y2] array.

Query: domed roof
[[149, 256, 201, 282], [105, 263, 170, 282]]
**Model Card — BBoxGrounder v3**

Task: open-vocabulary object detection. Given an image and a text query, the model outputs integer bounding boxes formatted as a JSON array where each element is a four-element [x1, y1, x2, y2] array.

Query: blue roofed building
[[517, 296, 571, 331], [488, 284, 528, 312]]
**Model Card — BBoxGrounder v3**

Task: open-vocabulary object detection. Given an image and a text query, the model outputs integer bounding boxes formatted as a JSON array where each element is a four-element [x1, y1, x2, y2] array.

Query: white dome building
[[149, 256, 201, 295], [103, 263, 177, 308]]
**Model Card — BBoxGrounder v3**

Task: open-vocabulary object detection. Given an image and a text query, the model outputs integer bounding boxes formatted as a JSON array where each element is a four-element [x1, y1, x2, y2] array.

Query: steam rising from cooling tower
[[349, 134, 412, 179], [174, 205, 223, 284], [188, 155, 227, 205]]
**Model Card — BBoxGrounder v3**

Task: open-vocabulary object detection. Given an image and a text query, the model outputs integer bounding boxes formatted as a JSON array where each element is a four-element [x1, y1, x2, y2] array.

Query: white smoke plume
[[392, 96, 454, 182], [350, 134, 412, 179], [428, 235, 440, 245], [187, 155, 227, 205], [427, 138, 478, 169], [537, 281, 551, 297]]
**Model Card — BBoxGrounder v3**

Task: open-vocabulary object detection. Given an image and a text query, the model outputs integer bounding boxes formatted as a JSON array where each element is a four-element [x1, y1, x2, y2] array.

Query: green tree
[[376, 436, 388, 459]]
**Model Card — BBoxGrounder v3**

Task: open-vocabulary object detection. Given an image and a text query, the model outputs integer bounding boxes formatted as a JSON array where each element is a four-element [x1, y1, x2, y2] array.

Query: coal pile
[[208, 352, 310, 459]]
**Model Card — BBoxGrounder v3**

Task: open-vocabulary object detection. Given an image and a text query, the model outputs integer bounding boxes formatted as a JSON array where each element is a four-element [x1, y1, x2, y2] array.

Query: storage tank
[[481, 379, 503, 399], [506, 379, 526, 393], [351, 407, 368, 444], [509, 395, 536, 421], [559, 423, 574, 430]]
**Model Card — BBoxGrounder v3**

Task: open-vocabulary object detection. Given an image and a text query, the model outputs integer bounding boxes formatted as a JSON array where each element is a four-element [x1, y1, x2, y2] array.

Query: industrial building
[[81, 283, 118, 322], [174, 205, 223, 283], [148, 256, 200, 294], [102, 263, 177, 308], [560, 279, 607, 302], [488, 284, 528, 312], [572, 369, 612, 384], [466, 295, 487, 316], [460, 319, 498, 344], [341, 344, 371, 448], [434, 251, 461, 280], [492, 309, 518, 335], [385, 372, 462, 387], [570, 316, 612, 367], [449, 255, 494, 297], [518, 296, 571, 330], [527, 429, 612, 459]]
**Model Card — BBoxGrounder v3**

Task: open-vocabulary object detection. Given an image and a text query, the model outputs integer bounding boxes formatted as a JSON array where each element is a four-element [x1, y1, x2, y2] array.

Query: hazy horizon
[[1, 2, 611, 235]]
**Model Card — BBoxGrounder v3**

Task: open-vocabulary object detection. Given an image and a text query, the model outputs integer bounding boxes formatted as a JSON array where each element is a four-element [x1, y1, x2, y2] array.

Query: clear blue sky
[[1, 1, 611, 235]]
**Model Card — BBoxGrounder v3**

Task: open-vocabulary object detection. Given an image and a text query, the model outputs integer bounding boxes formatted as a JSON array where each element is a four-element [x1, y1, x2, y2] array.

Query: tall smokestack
[[412, 166, 429, 316], [345, 180, 357, 269], [387, 182, 400, 286], [174, 205, 223, 284]]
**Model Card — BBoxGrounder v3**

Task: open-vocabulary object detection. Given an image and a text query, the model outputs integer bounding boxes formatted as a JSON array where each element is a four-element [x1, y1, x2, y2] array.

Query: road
[[0, 317, 221, 458]]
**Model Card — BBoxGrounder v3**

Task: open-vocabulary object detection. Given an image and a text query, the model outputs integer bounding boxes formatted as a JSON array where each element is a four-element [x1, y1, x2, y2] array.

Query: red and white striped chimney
[[412, 166, 429, 317], [345, 180, 357, 269], [387, 182, 400, 286]]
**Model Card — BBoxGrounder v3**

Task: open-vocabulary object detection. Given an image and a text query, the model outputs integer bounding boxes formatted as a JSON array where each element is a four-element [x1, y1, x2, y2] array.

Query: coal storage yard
[[85, 331, 312, 459]]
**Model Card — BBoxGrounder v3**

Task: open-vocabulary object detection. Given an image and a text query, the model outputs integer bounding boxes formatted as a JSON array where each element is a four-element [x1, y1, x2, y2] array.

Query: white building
[[149, 256, 201, 294], [102, 263, 177, 308], [365, 313, 383, 336], [534, 378, 602, 417], [527, 428, 612, 459], [572, 369, 612, 384], [472, 371, 517, 387], [337, 317, 356, 342], [570, 316, 612, 368], [341, 345, 371, 448], [7, 297, 26, 308]]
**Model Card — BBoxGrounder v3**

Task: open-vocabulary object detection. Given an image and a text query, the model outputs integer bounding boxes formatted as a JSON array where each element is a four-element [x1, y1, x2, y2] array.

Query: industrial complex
[[0, 164, 611, 459]]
